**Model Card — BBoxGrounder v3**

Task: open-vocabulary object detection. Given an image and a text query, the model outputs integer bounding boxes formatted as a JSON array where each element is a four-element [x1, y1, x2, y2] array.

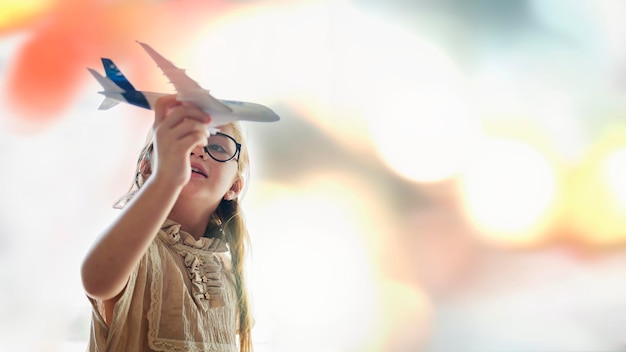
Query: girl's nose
[[190, 146, 207, 160]]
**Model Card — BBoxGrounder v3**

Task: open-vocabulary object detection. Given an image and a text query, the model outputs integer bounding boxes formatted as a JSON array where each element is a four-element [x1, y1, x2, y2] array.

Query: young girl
[[81, 94, 253, 352]]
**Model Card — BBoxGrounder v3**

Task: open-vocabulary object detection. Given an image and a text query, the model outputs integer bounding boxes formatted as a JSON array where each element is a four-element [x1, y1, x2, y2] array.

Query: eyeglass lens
[[205, 133, 238, 161]]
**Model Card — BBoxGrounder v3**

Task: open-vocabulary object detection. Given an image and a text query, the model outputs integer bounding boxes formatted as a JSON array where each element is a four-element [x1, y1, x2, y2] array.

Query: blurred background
[[1, 0, 626, 351]]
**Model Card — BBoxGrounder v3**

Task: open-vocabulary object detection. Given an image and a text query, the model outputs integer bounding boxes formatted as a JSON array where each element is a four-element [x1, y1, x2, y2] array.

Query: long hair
[[115, 122, 254, 352]]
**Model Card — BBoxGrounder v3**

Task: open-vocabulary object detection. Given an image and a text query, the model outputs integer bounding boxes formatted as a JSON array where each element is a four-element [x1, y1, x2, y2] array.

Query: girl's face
[[177, 124, 242, 206]]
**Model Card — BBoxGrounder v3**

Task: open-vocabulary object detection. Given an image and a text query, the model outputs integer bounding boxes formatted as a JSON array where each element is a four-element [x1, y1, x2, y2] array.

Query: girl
[[81, 94, 253, 351]]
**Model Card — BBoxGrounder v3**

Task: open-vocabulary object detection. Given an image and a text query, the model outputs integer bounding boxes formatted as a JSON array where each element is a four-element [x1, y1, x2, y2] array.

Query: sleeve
[[85, 242, 152, 351]]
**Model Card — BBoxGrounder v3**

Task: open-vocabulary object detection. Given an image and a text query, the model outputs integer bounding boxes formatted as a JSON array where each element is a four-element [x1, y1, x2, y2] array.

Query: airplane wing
[[136, 41, 233, 114]]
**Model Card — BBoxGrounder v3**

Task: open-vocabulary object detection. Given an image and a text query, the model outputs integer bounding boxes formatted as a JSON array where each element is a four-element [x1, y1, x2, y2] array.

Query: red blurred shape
[[3, 0, 231, 130], [7, 29, 86, 121]]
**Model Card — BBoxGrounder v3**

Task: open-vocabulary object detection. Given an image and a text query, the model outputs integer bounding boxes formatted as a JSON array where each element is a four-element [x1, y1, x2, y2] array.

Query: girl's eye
[[208, 144, 227, 154]]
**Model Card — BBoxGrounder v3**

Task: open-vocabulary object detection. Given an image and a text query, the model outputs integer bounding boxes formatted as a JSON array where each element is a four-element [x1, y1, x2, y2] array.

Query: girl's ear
[[224, 177, 243, 201]]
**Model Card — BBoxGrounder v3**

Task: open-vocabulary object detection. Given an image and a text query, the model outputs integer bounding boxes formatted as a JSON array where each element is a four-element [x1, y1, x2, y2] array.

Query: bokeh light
[[2, 0, 626, 351], [459, 138, 559, 246], [359, 26, 482, 183], [0, 0, 55, 32], [244, 173, 383, 351], [565, 127, 626, 245], [605, 148, 626, 210]]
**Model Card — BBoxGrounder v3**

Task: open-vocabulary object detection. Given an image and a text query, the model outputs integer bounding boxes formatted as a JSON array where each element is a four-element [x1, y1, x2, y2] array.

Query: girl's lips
[[191, 171, 207, 178], [190, 162, 208, 178]]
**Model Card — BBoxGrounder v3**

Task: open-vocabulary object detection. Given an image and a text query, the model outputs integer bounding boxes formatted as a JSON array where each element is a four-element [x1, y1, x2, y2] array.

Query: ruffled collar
[[159, 219, 228, 252]]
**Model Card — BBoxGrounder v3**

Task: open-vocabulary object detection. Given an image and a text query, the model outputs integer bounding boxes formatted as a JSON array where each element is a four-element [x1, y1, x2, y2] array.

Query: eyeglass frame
[[203, 132, 241, 163]]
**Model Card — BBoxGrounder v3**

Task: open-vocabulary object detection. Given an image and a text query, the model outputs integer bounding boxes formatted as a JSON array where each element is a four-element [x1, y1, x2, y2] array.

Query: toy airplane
[[87, 41, 280, 130]]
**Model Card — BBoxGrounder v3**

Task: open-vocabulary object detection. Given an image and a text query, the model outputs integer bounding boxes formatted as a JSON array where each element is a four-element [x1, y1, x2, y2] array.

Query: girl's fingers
[[153, 94, 180, 127], [170, 118, 209, 144], [151, 95, 212, 185], [177, 133, 209, 154], [154, 95, 212, 129], [153, 97, 212, 157], [161, 104, 212, 130]]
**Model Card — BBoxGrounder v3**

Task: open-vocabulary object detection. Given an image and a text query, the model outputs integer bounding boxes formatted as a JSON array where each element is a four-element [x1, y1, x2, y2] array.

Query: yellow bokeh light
[[0, 0, 55, 30], [565, 127, 626, 245], [604, 148, 626, 211], [459, 138, 559, 246]]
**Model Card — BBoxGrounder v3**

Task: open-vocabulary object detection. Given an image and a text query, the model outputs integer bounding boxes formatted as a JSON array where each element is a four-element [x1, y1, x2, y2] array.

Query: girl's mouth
[[191, 166, 208, 178]]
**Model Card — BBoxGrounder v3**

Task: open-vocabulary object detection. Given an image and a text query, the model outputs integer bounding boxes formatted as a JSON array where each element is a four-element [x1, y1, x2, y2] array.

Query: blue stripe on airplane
[[101, 58, 150, 109], [122, 90, 151, 110]]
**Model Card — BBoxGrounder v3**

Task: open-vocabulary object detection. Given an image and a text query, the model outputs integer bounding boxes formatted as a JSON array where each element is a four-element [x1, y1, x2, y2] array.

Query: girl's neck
[[168, 198, 218, 240]]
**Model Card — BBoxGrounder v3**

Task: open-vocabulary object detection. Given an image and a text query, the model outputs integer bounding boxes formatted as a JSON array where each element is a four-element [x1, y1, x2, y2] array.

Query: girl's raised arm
[[81, 95, 211, 301]]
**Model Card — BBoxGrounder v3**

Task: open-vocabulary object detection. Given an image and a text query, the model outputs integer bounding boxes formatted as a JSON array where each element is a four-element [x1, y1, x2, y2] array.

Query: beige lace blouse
[[86, 219, 239, 352]]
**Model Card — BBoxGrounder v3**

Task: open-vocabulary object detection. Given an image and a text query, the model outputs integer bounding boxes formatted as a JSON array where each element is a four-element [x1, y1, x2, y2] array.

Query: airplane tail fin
[[87, 67, 124, 93], [101, 58, 138, 92], [87, 68, 124, 110], [87, 67, 123, 110], [88, 57, 152, 111]]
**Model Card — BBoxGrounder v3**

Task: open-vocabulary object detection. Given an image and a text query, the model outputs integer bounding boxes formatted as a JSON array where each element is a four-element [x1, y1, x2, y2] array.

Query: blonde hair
[[115, 122, 254, 352]]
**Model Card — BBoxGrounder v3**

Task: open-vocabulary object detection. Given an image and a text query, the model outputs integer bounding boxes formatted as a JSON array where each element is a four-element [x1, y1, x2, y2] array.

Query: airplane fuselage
[[88, 42, 280, 129]]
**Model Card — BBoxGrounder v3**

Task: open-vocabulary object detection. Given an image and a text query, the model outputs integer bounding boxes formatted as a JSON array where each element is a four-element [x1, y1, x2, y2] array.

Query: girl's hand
[[150, 94, 212, 189]]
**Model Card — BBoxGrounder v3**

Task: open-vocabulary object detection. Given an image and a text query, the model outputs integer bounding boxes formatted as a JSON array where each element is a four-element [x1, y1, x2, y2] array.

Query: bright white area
[[459, 138, 559, 245], [2, 1, 626, 351]]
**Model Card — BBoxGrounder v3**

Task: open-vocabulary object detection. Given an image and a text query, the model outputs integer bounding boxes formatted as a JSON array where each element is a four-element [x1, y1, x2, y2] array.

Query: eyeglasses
[[203, 132, 241, 162]]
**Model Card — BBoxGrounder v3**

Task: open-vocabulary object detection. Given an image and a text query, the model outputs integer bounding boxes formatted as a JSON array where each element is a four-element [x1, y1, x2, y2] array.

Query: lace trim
[[146, 221, 238, 352], [159, 219, 230, 307], [160, 219, 229, 252]]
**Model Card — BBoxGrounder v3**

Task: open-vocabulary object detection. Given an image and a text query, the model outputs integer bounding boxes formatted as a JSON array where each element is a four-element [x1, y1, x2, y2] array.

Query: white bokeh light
[[459, 138, 559, 245], [243, 174, 383, 351], [356, 21, 482, 183]]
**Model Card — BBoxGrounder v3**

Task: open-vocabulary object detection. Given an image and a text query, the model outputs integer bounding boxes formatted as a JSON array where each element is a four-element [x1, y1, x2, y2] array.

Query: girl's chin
[[180, 182, 220, 197], [181, 181, 206, 194]]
